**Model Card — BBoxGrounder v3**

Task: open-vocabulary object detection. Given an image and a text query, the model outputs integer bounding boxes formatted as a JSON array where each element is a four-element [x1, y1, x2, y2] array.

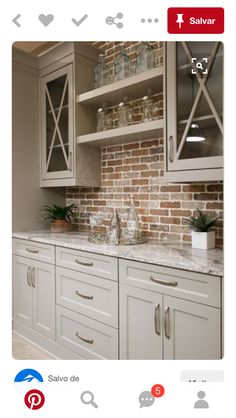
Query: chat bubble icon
[[139, 391, 155, 408]]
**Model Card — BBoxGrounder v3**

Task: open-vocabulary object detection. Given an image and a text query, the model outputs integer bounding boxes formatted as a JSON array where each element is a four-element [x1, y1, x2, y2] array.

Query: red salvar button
[[168, 7, 224, 34]]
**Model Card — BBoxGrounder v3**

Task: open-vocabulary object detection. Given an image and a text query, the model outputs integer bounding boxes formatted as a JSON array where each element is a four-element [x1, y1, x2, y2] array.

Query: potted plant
[[41, 204, 78, 233], [184, 208, 220, 250]]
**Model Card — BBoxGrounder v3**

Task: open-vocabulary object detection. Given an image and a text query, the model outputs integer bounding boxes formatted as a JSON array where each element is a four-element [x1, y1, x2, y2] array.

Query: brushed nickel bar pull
[[31, 267, 36, 288], [168, 135, 174, 163], [75, 259, 93, 267], [150, 277, 178, 287], [75, 332, 94, 344], [27, 266, 32, 287], [69, 151, 72, 171], [154, 304, 161, 336], [75, 290, 94, 300], [164, 307, 170, 339], [26, 248, 39, 254]]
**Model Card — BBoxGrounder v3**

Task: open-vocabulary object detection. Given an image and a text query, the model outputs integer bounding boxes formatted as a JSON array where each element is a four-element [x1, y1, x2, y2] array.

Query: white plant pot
[[191, 231, 215, 250]]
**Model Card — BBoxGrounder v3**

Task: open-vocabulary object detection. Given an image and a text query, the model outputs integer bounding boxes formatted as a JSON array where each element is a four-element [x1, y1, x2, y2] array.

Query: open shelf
[[77, 119, 164, 147], [77, 66, 164, 107]]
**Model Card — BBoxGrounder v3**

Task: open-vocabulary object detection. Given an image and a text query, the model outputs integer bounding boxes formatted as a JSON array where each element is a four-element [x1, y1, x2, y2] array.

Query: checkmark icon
[[72, 14, 88, 27]]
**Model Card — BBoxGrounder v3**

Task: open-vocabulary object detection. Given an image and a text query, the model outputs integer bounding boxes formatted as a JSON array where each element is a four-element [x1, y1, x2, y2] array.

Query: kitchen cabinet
[[13, 255, 55, 340], [55, 247, 119, 359], [12, 237, 223, 360], [165, 41, 223, 181], [39, 42, 101, 187], [119, 259, 222, 359]]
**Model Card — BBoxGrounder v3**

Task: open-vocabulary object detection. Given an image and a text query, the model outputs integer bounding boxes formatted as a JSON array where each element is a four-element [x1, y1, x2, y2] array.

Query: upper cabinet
[[39, 43, 101, 188], [165, 41, 223, 182], [41, 64, 73, 181]]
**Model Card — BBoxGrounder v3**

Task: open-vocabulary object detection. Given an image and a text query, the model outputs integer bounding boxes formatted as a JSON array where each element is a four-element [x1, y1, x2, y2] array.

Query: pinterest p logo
[[24, 389, 45, 410]]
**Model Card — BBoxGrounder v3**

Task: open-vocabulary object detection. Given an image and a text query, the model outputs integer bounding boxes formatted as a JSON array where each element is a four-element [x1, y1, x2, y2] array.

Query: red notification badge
[[151, 384, 165, 398]]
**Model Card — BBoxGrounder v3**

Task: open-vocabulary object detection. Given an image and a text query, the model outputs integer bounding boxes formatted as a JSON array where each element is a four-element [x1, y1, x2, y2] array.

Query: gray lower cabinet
[[119, 259, 222, 360], [13, 238, 222, 360], [13, 254, 56, 340], [55, 247, 119, 359]]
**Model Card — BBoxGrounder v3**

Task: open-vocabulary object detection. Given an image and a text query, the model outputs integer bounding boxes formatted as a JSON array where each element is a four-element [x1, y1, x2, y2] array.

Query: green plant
[[183, 208, 220, 232], [40, 204, 78, 223]]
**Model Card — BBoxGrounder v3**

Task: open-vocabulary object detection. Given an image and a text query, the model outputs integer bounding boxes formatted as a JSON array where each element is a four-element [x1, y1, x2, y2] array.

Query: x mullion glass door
[[166, 42, 223, 172], [41, 64, 74, 180]]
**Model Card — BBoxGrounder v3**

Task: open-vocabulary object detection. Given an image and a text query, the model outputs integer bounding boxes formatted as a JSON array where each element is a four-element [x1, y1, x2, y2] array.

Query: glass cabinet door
[[41, 64, 74, 179], [166, 42, 223, 175]]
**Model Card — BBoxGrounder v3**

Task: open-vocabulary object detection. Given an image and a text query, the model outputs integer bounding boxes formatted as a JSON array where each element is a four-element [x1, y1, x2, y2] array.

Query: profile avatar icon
[[14, 368, 43, 383], [194, 391, 209, 409]]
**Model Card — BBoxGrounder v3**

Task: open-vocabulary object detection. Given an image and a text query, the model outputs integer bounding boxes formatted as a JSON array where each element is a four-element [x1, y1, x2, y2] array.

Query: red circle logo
[[24, 389, 45, 410], [151, 384, 165, 398]]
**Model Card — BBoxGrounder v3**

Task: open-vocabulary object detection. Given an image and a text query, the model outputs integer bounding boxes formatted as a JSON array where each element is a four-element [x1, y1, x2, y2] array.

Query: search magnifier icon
[[80, 391, 98, 408], [196, 62, 203, 70]]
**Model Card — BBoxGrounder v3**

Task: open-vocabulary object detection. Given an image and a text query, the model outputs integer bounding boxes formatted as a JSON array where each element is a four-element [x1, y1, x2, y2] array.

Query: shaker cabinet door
[[13, 256, 32, 328], [119, 284, 163, 359], [163, 295, 221, 360], [32, 260, 56, 340]]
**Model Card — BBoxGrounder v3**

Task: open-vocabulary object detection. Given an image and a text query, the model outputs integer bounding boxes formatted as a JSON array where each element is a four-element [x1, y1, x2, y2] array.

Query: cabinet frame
[[40, 64, 74, 181], [164, 41, 223, 182]]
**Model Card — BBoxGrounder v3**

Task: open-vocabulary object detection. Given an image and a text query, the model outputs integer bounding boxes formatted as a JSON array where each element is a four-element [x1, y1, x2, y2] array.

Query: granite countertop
[[12, 231, 224, 277]]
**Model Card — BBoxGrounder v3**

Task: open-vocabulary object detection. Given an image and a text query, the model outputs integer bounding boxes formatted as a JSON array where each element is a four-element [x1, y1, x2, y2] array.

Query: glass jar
[[136, 42, 155, 74], [96, 107, 106, 131], [141, 89, 153, 122], [94, 54, 110, 88], [152, 99, 162, 119], [118, 97, 133, 127], [114, 47, 131, 81], [105, 112, 113, 130]]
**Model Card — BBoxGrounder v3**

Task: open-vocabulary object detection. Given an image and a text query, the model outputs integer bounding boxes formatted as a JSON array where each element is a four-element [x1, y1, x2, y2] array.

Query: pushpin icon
[[176, 13, 184, 28]]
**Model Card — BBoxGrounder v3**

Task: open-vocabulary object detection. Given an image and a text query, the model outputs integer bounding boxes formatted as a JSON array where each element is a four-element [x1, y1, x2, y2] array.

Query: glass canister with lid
[[136, 42, 155, 74], [141, 89, 154, 122], [96, 106, 106, 131], [114, 46, 131, 81], [118, 96, 133, 127], [94, 53, 110, 88]]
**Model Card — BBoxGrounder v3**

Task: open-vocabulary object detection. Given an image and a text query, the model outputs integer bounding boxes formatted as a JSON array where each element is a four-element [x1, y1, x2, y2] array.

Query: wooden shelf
[[77, 119, 164, 147], [77, 67, 163, 107]]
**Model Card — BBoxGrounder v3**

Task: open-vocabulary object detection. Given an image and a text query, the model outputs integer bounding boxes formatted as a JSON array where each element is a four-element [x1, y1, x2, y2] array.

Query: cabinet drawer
[[119, 259, 221, 308], [56, 306, 118, 359], [13, 239, 55, 264], [56, 266, 118, 327], [56, 247, 118, 281]]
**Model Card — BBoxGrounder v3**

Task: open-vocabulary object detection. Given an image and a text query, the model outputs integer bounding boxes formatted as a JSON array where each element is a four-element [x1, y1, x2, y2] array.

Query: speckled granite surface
[[12, 231, 223, 276]]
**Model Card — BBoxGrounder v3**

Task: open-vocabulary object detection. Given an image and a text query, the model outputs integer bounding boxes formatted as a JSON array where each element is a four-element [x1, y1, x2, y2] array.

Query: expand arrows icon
[[12, 14, 21, 27]]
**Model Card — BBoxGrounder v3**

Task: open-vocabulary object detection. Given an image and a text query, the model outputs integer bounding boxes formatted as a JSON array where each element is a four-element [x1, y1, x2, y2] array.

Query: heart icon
[[38, 14, 54, 27]]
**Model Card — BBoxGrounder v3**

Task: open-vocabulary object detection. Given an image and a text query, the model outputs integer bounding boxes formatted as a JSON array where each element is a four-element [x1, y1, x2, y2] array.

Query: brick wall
[[66, 42, 223, 248]]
